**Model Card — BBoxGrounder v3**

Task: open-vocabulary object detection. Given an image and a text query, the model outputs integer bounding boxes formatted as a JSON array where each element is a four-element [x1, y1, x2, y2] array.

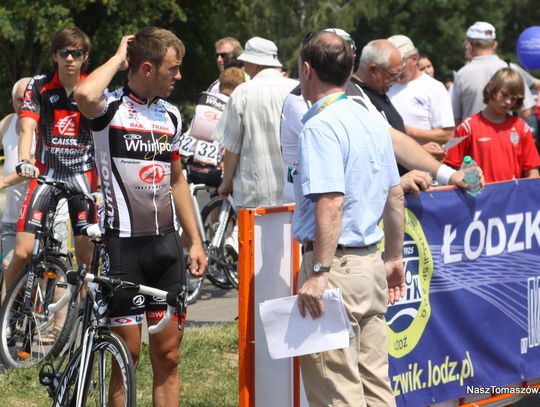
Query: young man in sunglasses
[[207, 36, 243, 94], [5, 27, 96, 300]]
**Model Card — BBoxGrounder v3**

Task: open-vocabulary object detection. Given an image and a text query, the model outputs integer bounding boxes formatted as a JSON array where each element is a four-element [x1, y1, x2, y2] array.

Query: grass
[[0, 323, 238, 406]]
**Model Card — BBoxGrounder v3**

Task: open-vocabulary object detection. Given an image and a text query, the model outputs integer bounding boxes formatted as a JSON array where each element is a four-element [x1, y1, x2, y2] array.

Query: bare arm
[[525, 168, 540, 178], [218, 149, 240, 198], [389, 127, 467, 188], [75, 35, 133, 119], [0, 170, 26, 189], [404, 125, 454, 144], [382, 184, 405, 304], [171, 159, 207, 277], [18, 117, 36, 163], [297, 192, 343, 319], [390, 127, 441, 175], [313, 193, 343, 267]]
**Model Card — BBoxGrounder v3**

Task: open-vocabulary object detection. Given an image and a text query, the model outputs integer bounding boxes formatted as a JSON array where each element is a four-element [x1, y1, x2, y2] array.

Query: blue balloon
[[516, 26, 540, 70]]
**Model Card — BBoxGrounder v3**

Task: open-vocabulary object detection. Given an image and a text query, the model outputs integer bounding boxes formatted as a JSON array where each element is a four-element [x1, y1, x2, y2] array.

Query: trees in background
[[0, 0, 539, 118]]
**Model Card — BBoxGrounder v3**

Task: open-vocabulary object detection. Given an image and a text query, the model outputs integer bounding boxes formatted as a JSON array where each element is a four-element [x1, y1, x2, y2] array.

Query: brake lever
[[177, 284, 188, 331]]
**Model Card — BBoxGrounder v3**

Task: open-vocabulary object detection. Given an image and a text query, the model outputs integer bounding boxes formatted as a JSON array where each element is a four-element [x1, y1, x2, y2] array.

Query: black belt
[[303, 241, 373, 253]]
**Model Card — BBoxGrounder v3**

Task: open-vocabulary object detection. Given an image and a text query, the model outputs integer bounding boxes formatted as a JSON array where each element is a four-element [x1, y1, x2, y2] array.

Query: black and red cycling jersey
[[91, 86, 182, 238], [19, 72, 95, 177]]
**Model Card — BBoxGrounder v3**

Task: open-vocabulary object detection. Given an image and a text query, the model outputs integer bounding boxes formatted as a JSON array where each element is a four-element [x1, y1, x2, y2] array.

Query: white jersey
[[388, 73, 454, 130], [91, 86, 182, 237]]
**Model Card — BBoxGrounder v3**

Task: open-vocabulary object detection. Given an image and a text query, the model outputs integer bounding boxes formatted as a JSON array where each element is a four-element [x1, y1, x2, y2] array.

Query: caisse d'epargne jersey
[[19, 72, 95, 177], [91, 86, 182, 237]]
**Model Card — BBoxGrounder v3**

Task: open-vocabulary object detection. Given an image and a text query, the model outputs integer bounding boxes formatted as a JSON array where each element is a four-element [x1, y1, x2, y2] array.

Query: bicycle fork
[[210, 199, 232, 249]]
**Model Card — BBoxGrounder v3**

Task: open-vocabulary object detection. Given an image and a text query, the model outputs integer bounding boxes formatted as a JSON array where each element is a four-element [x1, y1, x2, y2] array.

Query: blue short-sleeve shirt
[[292, 93, 400, 246]]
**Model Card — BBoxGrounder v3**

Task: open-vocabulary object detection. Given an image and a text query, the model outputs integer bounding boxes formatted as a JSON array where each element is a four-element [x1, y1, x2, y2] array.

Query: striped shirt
[[213, 69, 297, 208]]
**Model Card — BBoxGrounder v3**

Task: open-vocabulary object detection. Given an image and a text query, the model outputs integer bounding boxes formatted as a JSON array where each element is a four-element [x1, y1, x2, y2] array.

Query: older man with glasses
[[386, 35, 455, 160]]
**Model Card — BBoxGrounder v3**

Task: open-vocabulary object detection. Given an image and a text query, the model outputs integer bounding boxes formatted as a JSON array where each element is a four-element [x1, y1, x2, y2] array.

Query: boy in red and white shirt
[[445, 67, 540, 182]]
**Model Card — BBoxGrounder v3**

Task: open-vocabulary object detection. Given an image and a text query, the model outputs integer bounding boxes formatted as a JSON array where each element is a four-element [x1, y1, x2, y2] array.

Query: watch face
[[313, 263, 321, 272]]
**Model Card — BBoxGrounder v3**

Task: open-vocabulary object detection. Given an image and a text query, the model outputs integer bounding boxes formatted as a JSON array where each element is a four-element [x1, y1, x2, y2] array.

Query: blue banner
[[387, 179, 540, 406]]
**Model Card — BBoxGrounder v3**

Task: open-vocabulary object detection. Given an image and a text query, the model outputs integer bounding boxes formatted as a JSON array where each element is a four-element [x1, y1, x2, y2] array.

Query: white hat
[[237, 37, 282, 67], [387, 35, 417, 59], [466, 22, 496, 40]]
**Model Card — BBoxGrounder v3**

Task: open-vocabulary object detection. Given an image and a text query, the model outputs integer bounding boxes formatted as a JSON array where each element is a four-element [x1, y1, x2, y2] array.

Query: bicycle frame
[[188, 181, 210, 243], [19, 187, 66, 332]]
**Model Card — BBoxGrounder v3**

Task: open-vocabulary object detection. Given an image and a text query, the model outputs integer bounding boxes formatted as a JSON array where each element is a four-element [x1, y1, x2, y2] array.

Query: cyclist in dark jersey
[[75, 28, 206, 406], [5, 26, 97, 292]]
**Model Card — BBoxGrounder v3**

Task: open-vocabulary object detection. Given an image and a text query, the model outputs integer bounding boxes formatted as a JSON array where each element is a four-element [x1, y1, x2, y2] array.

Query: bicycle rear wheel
[[53, 331, 135, 407], [201, 197, 238, 288], [0, 256, 77, 368]]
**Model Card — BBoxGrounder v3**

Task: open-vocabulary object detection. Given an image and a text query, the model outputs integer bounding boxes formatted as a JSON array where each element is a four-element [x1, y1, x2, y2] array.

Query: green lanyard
[[316, 92, 347, 114]]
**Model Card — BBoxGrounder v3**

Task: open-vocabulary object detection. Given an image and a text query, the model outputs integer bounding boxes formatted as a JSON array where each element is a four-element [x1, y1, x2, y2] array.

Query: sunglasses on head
[[57, 48, 85, 58]]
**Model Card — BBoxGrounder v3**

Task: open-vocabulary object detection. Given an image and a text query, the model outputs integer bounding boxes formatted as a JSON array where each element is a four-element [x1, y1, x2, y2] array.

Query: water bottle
[[461, 155, 481, 196]]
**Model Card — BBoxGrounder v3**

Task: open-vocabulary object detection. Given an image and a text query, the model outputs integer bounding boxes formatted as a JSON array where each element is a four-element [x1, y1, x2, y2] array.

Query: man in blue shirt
[[293, 31, 404, 406]]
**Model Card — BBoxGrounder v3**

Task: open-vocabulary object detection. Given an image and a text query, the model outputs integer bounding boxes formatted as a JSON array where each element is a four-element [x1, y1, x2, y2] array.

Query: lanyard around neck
[[316, 92, 347, 114]]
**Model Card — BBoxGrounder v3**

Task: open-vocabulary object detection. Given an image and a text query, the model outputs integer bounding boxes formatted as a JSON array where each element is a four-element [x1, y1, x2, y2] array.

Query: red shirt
[[445, 113, 540, 182]]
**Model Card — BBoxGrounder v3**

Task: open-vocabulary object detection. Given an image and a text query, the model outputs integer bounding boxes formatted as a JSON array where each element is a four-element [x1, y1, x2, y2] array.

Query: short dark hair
[[128, 26, 185, 73], [51, 26, 91, 71], [483, 67, 525, 110], [300, 31, 353, 87]]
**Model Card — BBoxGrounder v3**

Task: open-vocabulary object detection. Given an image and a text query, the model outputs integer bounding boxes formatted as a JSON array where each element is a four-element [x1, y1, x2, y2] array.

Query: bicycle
[[0, 176, 91, 368], [39, 232, 187, 406], [183, 157, 238, 304]]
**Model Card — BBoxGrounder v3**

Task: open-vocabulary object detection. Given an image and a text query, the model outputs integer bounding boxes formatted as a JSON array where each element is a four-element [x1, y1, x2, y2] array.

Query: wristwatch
[[313, 262, 331, 273]]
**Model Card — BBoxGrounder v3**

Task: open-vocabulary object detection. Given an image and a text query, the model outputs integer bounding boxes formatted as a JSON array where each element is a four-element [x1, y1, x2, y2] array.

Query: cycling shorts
[[17, 169, 98, 235], [104, 231, 186, 326]]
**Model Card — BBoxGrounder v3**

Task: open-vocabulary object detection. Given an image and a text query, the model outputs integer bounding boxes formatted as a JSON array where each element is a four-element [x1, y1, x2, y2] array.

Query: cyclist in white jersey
[[75, 27, 206, 407]]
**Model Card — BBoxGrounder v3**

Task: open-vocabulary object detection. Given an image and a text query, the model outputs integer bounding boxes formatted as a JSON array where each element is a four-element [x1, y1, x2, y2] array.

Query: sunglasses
[[56, 48, 85, 58], [215, 52, 231, 59]]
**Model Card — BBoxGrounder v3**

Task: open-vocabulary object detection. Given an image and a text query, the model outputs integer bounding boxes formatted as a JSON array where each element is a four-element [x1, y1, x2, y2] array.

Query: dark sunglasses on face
[[57, 48, 85, 58], [216, 52, 231, 59]]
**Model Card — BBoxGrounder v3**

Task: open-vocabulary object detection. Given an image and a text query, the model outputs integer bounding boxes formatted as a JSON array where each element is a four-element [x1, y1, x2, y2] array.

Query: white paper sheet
[[443, 135, 468, 152], [259, 288, 354, 360]]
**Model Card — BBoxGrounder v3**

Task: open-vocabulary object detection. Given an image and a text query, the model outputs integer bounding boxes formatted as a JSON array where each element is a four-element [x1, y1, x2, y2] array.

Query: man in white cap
[[452, 21, 534, 124], [214, 36, 297, 208], [387, 34, 454, 159]]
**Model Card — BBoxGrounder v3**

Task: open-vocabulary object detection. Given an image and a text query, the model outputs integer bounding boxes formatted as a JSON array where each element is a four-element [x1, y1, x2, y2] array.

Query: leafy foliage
[[0, 0, 538, 118]]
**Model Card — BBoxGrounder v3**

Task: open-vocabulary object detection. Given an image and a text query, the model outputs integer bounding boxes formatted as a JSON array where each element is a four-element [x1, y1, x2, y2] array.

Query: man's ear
[[302, 61, 311, 79], [368, 64, 378, 74], [142, 61, 153, 78]]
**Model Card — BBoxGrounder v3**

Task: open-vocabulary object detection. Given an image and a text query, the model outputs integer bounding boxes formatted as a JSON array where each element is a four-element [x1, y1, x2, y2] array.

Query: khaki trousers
[[298, 246, 395, 407]]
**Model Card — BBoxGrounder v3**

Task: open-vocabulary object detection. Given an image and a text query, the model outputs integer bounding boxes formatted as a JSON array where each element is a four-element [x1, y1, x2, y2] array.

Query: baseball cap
[[387, 35, 417, 59], [237, 37, 282, 67], [323, 28, 356, 52], [466, 21, 496, 40]]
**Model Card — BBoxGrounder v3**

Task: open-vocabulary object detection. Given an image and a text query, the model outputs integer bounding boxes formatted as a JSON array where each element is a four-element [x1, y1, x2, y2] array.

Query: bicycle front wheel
[[201, 196, 238, 288], [0, 256, 77, 368], [54, 331, 135, 407]]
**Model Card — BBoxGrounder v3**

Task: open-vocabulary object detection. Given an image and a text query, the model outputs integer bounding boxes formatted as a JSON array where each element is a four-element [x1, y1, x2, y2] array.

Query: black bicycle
[[0, 176, 93, 368], [37, 223, 187, 406]]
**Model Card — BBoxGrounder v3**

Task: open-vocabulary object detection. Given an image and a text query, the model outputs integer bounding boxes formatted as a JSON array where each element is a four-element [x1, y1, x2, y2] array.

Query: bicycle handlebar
[[49, 267, 187, 334], [37, 176, 96, 204]]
